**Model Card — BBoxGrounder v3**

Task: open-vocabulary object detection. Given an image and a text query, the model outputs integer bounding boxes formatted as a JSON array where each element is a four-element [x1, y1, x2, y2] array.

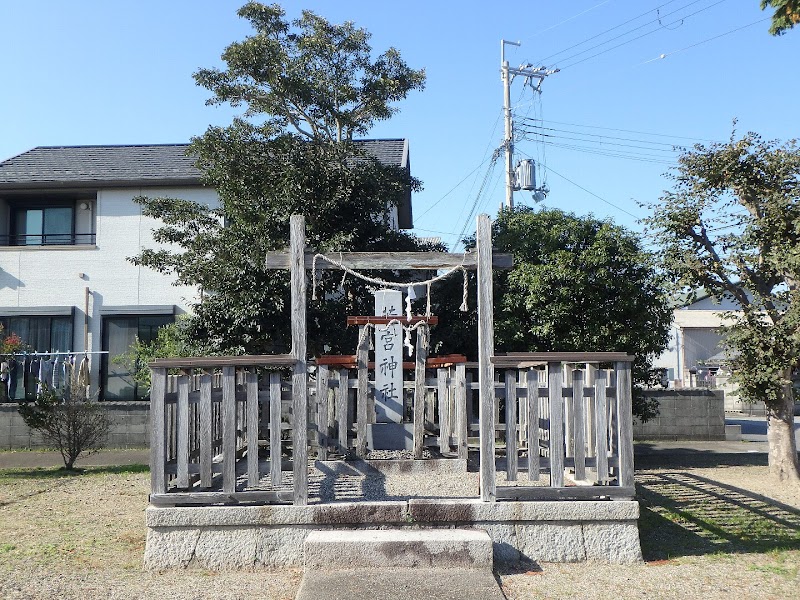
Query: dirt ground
[[0, 456, 798, 600]]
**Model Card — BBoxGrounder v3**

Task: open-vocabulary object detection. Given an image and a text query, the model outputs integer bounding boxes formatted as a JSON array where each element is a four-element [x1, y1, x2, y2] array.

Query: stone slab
[[304, 528, 493, 570], [295, 568, 506, 600], [145, 499, 643, 569], [367, 423, 415, 450]]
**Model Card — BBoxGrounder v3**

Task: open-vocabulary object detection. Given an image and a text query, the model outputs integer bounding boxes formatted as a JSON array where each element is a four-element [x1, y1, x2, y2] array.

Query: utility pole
[[501, 40, 558, 209]]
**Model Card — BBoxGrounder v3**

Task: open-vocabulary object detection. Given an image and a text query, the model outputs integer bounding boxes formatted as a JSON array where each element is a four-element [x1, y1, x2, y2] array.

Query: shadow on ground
[[636, 470, 800, 560]]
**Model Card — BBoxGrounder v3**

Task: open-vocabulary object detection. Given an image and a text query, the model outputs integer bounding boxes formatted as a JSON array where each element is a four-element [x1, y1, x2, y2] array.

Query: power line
[[518, 130, 681, 157], [450, 151, 502, 251], [638, 16, 770, 65], [415, 153, 497, 220], [526, 155, 642, 219], [533, 141, 677, 165], [530, 1, 612, 38], [517, 126, 684, 152], [559, 0, 731, 70], [517, 116, 723, 144], [518, 122, 686, 148], [536, 0, 692, 64]]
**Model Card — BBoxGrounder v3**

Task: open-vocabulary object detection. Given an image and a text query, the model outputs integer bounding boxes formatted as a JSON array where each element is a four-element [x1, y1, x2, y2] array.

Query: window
[[101, 315, 174, 401], [0, 315, 73, 401], [1, 199, 95, 246], [13, 205, 73, 245], [0, 315, 73, 353]]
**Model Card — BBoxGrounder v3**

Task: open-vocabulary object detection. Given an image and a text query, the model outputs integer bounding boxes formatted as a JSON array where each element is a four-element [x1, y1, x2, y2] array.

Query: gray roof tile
[[0, 144, 201, 188], [0, 140, 409, 190]]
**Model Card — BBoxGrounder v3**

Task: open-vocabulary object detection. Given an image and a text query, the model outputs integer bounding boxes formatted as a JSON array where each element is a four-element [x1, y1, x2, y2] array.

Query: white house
[[654, 293, 742, 387], [0, 140, 413, 401]]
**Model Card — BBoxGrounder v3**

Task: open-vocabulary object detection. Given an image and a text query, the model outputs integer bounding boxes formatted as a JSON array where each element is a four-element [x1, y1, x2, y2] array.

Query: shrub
[[18, 381, 111, 470]]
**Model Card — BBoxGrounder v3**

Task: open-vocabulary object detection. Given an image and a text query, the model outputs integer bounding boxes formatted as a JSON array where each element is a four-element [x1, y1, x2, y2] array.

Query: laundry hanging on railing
[[0, 351, 108, 401]]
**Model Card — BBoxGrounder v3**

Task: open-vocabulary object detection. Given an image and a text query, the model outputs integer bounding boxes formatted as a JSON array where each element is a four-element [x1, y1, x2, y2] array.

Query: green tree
[[432, 207, 672, 421], [194, 2, 425, 142], [133, 3, 432, 357], [645, 132, 800, 482], [762, 0, 800, 35]]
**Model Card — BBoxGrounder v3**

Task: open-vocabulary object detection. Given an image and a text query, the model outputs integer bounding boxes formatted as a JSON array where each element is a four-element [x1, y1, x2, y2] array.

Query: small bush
[[18, 381, 111, 470]]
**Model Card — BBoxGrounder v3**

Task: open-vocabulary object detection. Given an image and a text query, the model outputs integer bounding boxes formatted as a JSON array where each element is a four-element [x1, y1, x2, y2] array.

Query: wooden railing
[[149, 355, 297, 506], [488, 353, 635, 501], [149, 352, 635, 506]]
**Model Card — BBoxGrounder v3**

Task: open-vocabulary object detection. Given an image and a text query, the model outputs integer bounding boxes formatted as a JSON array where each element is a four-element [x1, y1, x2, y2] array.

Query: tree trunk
[[766, 371, 800, 482]]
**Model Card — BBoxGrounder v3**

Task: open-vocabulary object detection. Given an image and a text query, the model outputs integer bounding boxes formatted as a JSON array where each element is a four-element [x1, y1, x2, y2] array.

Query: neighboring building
[[0, 140, 413, 401], [653, 293, 741, 388]]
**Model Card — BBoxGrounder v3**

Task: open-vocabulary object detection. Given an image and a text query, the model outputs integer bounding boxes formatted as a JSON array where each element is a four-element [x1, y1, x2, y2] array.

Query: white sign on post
[[373, 289, 404, 423]]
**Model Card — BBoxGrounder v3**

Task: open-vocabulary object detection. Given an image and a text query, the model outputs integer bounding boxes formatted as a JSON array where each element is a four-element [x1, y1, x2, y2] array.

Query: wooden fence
[[148, 352, 635, 506]]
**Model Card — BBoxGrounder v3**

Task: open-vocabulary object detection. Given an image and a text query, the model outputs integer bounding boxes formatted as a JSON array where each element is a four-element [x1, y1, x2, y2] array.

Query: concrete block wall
[[635, 389, 725, 440], [0, 401, 149, 449]]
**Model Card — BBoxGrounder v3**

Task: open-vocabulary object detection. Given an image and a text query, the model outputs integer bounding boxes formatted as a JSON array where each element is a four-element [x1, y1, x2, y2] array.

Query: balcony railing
[[0, 233, 96, 246]]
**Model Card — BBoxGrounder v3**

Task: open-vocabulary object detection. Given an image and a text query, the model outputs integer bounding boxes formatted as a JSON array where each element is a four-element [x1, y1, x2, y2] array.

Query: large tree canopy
[[194, 2, 426, 142], [645, 132, 800, 481], [762, 0, 800, 35], [431, 207, 672, 421], [133, 3, 431, 357]]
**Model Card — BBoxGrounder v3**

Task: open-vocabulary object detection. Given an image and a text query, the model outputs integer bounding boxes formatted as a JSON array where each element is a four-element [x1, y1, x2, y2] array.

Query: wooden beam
[[314, 354, 466, 369], [346, 316, 439, 326], [492, 352, 634, 366], [265, 251, 513, 270], [149, 354, 295, 369], [149, 490, 294, 506]]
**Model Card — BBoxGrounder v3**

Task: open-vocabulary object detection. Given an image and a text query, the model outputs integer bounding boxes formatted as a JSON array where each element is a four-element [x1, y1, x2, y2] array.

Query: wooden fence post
[[290, 215, 308, 505], [222, 366, 236, 494], [616, 361, 635, 488], [356, 325, 369, 457], [455, 363, 468, 460], [199, 373, 213, 489], [477, 214, 496, 502], [150, 367, 167, 495], [413, 324, 429, 458], [572, 369, 586, 481], [246, 371, 259, 487], [594, 370, 610, 483], [176, 373, 190, 489], [269, 372, 282, 486], [526, 368, 540, 481], [317, 365, 330, 460], [548, 362, 565, 487], [505, 369, 517, 481]]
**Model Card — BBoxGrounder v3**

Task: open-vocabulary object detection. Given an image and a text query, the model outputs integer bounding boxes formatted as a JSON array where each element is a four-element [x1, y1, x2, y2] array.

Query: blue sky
[[2, 1, 798, 249]]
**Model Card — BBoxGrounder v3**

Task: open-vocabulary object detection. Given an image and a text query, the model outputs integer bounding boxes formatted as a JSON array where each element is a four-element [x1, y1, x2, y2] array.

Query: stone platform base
[[144, 499, 642, 569]]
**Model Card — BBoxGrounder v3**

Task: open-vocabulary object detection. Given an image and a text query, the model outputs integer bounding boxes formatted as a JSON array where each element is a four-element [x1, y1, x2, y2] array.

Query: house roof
[[0, 139, 413, 228], [0, 144, 202, 189]]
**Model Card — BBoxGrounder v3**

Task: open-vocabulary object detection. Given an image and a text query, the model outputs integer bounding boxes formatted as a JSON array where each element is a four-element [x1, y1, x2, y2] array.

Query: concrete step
[[303, 528, 493, 571], [294, 567, 506, 600]]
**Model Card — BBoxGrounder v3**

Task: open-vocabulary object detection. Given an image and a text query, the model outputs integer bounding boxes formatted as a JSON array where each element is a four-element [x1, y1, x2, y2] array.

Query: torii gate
[[264, 214, 512, 504]]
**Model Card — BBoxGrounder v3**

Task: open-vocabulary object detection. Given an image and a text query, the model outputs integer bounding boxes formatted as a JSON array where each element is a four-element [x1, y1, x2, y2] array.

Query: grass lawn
[[0, 455, 798, 599]]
